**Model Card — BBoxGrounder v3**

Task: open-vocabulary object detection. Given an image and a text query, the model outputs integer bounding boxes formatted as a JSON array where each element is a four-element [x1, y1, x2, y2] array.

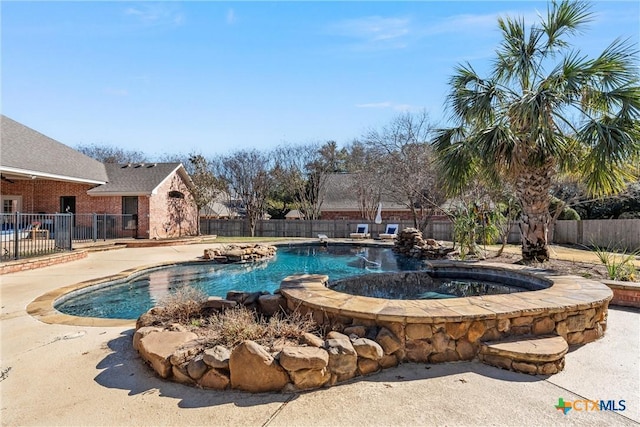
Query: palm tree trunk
[[515, 166, 554, 262]]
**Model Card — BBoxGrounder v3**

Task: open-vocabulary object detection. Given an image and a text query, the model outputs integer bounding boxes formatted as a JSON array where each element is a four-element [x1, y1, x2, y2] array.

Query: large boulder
[[279, 346, 329, 372], [325, 336, 357, 377], [352, 338, 384, 360], [138, 331, 198, 378], [289, 368, 331, 390], [229, 340, 290, 392]]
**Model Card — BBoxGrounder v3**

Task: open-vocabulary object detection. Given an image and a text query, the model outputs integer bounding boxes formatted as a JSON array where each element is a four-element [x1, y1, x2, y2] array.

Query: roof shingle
[[0, 115, 108, 183]]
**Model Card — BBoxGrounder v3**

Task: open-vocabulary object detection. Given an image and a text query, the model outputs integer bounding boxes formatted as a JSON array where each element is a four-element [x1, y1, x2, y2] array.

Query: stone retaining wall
[[134, 262, 612, 393]]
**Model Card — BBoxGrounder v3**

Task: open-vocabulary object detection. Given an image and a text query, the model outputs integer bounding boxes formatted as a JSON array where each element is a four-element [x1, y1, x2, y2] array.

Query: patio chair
[[379, 224, 399, 240], [349, 224, 370, 239]]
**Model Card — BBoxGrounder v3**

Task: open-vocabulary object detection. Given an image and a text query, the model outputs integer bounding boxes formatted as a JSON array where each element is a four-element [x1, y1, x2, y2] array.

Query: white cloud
[[226, 8, 236, 25], [124, 4, 184, 27], [326, 16, 411, 50]]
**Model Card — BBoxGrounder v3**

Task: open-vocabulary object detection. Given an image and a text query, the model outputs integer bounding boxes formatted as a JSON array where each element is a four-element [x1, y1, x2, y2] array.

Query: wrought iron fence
[[1, 213, 72, 261], [72, 214, 137, 243], [1, 213, 137, 261]]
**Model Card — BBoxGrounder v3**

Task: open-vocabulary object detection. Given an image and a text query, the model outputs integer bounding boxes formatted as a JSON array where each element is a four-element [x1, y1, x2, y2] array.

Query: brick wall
[[148, 172, 198, 239], [0, 251, 87, 275], [2, 174, 197, 239]]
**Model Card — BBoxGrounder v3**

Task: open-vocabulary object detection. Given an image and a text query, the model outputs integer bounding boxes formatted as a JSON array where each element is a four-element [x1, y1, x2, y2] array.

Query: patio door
[[60, 196, 76, 214], [122, 196, 138, 238], [1, 196, 22, 228]]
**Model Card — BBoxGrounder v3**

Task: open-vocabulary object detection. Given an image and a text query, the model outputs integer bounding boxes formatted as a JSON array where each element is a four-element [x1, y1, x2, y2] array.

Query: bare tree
[[187, 153, 224, 234], [75, 143, 148, 164], [273, 141, 343, 220], [345, 140, 386, 220], [218, 150, 272, 237], [364, 111, 446, 231]]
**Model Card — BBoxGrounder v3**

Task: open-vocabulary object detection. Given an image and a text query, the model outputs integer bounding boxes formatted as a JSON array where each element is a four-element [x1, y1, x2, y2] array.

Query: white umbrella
[[375, 202, 382, 224]]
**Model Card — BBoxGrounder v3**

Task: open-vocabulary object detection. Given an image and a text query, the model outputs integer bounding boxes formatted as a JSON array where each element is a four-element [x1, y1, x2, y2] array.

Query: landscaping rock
[[187, 356, 208, 380], [199, 368, 230, 390], [343, 326, 367, 337], [170, 340, 204, 366], [201, 298, 237, 311], [375, 327, 401, 355], [132, 326, 163, 351], [229, 340, 289, 392], [289, 368, 331, 390], [325, 337, 357, 377], [405, 339, 433, 363], [357, 358, 380, 375], [279, 347, 329, 372], [203, 345, 231, 370], [138, 331, 198, 378], [300, 332, 324, 348], [258, 294, 286, 316], [351, 338, 384, 360]]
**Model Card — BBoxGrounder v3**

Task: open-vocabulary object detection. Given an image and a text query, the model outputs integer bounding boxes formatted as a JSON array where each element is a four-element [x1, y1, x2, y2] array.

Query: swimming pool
[[55, 245, 424, 319]]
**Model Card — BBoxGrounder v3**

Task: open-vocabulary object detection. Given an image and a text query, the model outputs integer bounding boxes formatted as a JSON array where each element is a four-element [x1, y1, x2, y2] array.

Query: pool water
[[55, 245, 423, 319]]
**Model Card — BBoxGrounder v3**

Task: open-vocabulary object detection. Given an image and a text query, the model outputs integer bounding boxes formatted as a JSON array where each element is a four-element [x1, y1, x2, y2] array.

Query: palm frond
[[448, 63, 502, 124], [432, 127, 478, 195], [542, 0, 593, 51]]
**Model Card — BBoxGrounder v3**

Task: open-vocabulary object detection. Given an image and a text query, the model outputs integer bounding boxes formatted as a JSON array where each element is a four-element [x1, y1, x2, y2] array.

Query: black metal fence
[[1, 213, 137, 261]]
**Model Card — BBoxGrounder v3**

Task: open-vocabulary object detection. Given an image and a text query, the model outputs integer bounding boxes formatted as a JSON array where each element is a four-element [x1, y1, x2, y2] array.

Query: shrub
[[156, 286, 208, 324], [592, 244, 638, 282], [201, 305, 319, 348]]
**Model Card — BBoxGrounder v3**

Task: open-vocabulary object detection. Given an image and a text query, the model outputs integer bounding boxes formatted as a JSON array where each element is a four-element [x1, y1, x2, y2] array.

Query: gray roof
[[87, 163, 189, 196], [321, 173, 408, 211], [0, 115, 108, 184]]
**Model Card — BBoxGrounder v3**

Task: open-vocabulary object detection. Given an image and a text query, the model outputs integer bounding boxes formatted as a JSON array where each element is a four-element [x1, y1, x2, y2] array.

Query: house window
[[168, 190, 184, 199], [122, 196, 138, 230]]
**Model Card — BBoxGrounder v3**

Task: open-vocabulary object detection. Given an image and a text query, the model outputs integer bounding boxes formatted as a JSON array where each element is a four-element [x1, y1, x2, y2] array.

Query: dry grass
[[198, 306, 319, 348], [151, 285, 320, 349], [156, 286, 208, 324]]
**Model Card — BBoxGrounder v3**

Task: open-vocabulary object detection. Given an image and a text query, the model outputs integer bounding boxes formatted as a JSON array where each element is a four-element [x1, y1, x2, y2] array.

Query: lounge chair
[[349, 224, 370, 239], [379, 224, 399, 240]]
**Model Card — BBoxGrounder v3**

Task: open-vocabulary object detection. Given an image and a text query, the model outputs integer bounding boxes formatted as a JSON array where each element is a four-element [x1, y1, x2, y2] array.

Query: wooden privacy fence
[[553, 219, 640, 251], [200, 218, 519, 242], [201, 218, 640, 250]]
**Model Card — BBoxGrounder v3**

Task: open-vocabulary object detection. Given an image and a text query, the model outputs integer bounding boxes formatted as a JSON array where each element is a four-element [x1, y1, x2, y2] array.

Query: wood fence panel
[[199, 218, 639, 250]]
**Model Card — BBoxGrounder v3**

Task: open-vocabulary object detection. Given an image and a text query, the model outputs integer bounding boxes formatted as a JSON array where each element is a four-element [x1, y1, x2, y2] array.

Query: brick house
[[0, 115, 197, 239], [320, 173, 414, 221]]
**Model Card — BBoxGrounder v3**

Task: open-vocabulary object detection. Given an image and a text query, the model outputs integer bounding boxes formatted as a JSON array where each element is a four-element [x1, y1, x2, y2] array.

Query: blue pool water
[[55, 245, 423, 319]]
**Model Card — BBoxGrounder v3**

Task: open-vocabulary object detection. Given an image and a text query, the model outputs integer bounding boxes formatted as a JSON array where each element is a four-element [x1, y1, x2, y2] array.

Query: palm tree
[[433, 0, 640, 262]]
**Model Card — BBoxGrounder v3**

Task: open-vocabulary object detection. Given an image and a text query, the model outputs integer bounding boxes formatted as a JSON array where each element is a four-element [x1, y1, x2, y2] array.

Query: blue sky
[[2, 1, 638, 158]]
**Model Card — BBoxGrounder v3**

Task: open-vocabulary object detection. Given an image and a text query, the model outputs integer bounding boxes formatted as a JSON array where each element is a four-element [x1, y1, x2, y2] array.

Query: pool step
[[478, 335, 568, 375]]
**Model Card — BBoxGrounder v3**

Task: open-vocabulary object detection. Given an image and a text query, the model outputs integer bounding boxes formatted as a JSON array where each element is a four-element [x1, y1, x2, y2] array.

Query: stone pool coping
[[279, 261, 614, 323]]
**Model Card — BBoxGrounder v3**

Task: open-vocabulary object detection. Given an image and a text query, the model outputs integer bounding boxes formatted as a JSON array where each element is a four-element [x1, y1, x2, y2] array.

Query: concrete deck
[[1, 243, 638, 426]]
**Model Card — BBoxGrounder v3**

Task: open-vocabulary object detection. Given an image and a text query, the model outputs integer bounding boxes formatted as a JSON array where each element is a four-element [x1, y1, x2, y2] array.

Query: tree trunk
[[515, 165, 554, 262]]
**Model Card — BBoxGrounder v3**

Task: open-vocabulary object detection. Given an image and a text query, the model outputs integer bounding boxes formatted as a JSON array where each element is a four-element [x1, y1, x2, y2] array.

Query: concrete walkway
[[1, 243, 638, 426]]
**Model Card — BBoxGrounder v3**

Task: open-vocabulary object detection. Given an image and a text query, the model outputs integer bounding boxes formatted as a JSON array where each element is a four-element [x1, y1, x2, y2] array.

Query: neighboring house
[[320, 173, 413, 220], [285, 209, 303, 220], [200, 192, 242, 219], [0, 115, 197, 239]]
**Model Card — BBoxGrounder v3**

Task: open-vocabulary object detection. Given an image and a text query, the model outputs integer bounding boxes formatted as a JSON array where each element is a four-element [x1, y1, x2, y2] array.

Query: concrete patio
[[1, 243, 638, 426]]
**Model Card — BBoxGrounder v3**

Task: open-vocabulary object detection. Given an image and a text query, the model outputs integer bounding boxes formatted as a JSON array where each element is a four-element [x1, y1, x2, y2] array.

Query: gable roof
[[0, 115, 108, 184], [87, 163, 191, 196], [321, 173, 408, 211]]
